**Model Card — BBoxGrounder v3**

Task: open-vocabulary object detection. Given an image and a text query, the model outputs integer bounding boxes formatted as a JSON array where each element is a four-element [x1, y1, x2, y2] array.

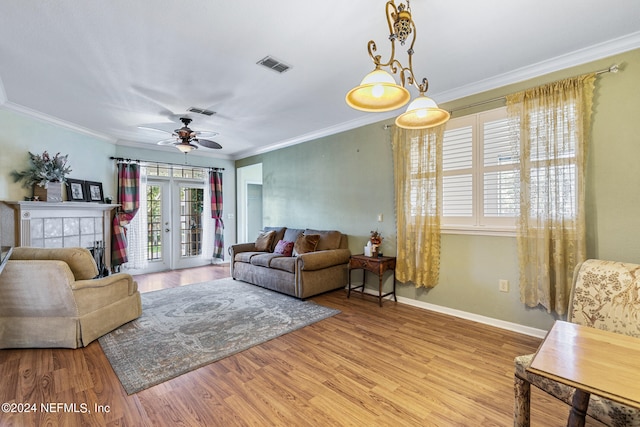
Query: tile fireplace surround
[[0, 201, 118, 269]]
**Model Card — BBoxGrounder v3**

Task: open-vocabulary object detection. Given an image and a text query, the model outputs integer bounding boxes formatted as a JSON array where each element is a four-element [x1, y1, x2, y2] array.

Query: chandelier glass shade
[[346, 0, 449, 129], [345, 68, 411, 112], [395, 94, 450, 129]]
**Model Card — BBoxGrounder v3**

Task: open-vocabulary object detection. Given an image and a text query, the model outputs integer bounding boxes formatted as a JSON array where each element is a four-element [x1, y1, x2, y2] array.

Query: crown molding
[[231, 111, 396, 160], [114, 138, 234, 161], [3, 31, 639, 161], [2, 101, 115, 142], [435, 31, 640, 103], [235, 32, 640, 160]]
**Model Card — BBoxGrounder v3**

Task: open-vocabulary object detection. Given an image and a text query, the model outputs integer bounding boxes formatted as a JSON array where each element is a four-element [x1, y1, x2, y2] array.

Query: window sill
[[441, 226, 516, 237]]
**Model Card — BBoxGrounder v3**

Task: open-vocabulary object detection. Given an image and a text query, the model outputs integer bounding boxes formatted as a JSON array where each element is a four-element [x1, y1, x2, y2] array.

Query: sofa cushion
[[283, 228, 304, 243], [293, 234, 320, 256], [274, 240, 294, 257], [234, 251, 264, 263], [263, 226, 287, 252], [255, 230, 276, 252], [250, 253, 284, 268], [304, 229, 342, 250], [270, 256, 296, 273]]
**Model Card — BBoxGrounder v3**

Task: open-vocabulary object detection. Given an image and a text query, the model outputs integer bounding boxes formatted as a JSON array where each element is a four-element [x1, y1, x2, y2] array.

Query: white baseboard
[[353, 288, 547, 339]]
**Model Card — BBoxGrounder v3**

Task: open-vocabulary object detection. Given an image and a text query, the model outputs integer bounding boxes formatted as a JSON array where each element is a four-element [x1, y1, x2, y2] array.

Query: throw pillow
[[293, 234, 320, 256], [255, 230, 276, 252], [273, 240, 294, 257]]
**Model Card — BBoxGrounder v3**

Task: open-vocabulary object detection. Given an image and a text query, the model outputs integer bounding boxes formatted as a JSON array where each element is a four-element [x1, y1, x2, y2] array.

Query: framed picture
[[84, 181, 104, 203], [66, 178, 87, 201]]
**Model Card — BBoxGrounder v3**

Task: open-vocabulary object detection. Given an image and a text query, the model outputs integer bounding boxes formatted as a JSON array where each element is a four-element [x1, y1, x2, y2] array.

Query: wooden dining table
[[527, 320, 640, 426]]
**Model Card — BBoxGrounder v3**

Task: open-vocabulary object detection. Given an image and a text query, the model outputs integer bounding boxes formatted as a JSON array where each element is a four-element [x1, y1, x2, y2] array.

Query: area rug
[[98, 278, 340, 395]]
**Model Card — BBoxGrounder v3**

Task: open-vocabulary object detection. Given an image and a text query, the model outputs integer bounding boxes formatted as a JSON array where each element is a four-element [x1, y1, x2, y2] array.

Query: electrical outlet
[[499, 279, 509, 292]]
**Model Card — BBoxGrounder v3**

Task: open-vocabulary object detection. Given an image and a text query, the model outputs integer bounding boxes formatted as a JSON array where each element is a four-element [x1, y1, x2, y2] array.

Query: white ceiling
[[0, 1, 639, 160]]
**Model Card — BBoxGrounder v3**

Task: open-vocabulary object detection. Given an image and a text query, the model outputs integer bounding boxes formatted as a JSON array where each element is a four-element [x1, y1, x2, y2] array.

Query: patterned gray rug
[[98, 278, 340, 395]]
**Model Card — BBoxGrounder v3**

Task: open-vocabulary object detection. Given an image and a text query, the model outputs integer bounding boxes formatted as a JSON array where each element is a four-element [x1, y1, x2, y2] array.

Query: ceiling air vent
[[257, 55, 291, 74], [187, 107, 216, 116]]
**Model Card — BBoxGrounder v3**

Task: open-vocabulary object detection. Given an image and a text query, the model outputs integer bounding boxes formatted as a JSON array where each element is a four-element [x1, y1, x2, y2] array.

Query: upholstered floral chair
[[514, 259, 640, 427]]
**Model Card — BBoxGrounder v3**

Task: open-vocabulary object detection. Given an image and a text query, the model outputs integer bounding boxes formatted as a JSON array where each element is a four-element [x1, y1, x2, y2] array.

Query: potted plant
[[11, 151, 72, 202]]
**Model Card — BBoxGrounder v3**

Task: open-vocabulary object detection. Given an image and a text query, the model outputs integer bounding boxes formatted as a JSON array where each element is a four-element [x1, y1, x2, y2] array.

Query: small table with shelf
[[347, 254, 397, 307]]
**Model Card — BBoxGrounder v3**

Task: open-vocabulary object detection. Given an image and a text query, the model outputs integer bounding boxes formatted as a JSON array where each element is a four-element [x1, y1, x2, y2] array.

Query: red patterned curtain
[[111, 162, 141, 269], [210, 170, 224, 260]]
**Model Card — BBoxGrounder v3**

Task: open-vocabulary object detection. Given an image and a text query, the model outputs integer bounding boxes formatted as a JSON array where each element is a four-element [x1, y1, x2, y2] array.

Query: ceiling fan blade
[[157, 138, 178, 146], [194, 130, 218, 138], [195, 139, 222, 149], [138, 125, 172, 134]]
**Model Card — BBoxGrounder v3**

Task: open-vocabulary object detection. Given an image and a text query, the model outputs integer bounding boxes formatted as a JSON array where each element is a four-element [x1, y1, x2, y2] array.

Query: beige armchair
[[514, 259, 640, 426], [0, 247, 142, 349]]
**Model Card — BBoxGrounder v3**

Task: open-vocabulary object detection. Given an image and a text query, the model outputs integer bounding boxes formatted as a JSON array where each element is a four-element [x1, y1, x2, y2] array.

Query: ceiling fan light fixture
[[175, 142, 197, 153], [395, 95, 450, 129], [345, 69, 410, 112], [152, 117, 222, 151]]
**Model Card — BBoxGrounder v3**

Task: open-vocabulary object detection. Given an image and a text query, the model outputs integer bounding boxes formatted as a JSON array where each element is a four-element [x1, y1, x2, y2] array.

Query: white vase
[[33, 181, 63, 202]]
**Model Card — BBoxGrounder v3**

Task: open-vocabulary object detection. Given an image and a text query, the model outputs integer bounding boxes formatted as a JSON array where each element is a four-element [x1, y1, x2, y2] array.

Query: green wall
[[237, 48, 640, 331], [0, 109, 117, 201]]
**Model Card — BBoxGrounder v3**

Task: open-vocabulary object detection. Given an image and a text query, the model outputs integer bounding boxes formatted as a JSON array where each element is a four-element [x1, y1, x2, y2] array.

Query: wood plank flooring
[[0, 265, 606, 426]]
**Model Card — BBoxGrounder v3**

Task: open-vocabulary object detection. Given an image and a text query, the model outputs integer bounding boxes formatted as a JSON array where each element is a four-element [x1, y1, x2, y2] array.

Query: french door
[[144, 179, 207, 272]]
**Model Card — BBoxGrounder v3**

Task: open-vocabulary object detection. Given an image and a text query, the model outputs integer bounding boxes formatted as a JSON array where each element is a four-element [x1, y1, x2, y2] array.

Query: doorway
[[144, 179, 208, 272], [236, 163, 263, 243], [246, 183, 263, 241]]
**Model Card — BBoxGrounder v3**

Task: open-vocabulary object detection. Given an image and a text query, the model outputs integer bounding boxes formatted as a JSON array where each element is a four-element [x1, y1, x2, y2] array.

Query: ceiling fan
[[155, 117, 222, 153]]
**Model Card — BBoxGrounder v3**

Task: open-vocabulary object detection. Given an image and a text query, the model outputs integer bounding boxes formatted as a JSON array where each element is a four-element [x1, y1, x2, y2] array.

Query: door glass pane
[[147, 184, 162, 260], [180, 187, 203, 257]]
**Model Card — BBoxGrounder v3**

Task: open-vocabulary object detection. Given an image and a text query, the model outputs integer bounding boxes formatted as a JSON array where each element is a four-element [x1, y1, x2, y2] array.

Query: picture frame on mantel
[[84, 181, 104, 203], [66, 178, 87, 202]]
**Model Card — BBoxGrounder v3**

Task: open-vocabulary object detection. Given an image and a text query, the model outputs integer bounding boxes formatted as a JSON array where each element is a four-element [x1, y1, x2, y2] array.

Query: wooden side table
[[347, 254, 397, 307]]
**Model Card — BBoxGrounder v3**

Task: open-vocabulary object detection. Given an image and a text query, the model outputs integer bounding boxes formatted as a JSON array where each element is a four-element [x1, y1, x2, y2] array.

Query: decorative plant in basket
[[11, 151, 72, 201]]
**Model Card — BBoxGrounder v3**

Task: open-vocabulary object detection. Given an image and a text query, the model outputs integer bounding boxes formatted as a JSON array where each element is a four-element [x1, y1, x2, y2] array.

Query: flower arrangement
[[11, 151, 72, 188], [370, 229, 383, 246]]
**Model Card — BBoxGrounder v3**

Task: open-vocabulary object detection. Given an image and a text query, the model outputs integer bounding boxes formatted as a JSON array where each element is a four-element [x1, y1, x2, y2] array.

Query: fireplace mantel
[[1, 201, 119, 269]]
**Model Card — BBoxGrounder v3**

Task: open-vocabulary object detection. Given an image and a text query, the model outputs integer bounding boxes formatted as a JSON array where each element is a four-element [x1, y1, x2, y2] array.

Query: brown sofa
[[0, 247, 142, 349], [229, 227, 351, 298]]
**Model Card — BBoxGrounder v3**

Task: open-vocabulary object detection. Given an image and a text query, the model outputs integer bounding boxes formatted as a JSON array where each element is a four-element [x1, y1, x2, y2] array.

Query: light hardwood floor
[[0, 265, 606, 426]]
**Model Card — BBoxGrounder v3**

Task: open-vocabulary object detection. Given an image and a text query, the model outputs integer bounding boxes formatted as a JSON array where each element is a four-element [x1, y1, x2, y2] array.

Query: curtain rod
[[447, 64, 619, 115], [384, 64, 620, 128], [109, 156, 224, 171]]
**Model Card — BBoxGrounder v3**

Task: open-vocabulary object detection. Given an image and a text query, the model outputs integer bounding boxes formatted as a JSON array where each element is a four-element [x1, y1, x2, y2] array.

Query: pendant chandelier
[[345, 0, 450, 129]]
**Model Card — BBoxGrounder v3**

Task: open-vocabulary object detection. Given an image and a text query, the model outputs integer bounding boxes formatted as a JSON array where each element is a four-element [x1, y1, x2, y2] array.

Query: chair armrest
[[297, 249, 351, 271], [72, 273, 137, 295], [0, 260, 77, 316]]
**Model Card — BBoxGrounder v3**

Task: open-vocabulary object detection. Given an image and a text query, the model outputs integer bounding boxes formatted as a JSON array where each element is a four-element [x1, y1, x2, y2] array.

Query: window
[[441, 107, 519, 233], [441, 104, 580, 234]]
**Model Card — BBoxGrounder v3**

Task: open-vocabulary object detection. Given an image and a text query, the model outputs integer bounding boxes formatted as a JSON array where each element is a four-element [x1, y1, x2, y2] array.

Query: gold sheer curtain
[[506, 74, 596, 315], [392, 125, 444, 288]]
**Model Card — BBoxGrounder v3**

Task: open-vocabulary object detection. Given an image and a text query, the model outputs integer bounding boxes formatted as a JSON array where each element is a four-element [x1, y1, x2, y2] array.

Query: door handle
[[165, 228, 170, 232]]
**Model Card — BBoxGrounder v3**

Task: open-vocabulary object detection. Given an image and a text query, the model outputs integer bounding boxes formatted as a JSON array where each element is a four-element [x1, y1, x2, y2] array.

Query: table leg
[[567, 389, 590, 427], [347, 268, 352, 298], [378, 272, 383, 307], [392, 270, 397, 302]]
